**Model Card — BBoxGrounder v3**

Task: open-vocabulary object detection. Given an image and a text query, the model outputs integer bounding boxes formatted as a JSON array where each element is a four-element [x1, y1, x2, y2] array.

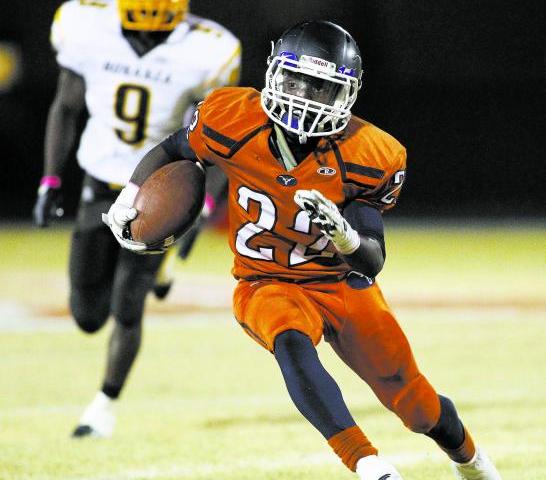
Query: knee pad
[[70, 288, 110, 333], [392, 374, 441, 433]]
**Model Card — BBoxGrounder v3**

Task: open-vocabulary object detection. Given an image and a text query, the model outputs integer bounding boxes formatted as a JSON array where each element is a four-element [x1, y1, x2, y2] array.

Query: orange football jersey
[[188, 87, 406, 281]]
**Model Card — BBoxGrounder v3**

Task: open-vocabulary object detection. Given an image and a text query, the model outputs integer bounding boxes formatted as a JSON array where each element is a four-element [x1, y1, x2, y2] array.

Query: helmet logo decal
[[300, 55, 336, 74], [338, 66, 357, 78], [317, 166, 337, 176], [278, 51, 298, 68]]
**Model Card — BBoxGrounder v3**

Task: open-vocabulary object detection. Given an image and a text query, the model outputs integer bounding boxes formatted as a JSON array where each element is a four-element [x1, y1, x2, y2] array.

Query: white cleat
[[452, 447, 502, 480], [356, 455, 403, 479], [72, 391, 116, 438]]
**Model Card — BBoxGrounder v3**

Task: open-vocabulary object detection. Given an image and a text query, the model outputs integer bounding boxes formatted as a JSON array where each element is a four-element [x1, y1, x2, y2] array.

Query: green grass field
[[0, 224, 545, 479]]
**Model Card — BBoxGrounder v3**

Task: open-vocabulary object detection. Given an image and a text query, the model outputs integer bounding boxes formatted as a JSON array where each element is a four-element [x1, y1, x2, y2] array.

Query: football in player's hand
[[130, 161, 206, 245]]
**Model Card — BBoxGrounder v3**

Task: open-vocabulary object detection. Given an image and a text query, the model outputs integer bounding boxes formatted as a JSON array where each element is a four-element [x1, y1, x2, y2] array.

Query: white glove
[[102, 183, 147, 253], [294, 189, 360, 255]]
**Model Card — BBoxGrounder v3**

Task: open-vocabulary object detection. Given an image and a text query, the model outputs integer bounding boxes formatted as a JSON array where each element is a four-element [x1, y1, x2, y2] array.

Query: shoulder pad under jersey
[[335, 116, 407, 211], [188, 87, 269, 164], [51, 0, 112, 74]]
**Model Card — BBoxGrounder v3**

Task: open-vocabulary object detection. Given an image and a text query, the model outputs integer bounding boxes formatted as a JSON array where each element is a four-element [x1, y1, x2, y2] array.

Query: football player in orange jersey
[[104, 20, 501, 480]]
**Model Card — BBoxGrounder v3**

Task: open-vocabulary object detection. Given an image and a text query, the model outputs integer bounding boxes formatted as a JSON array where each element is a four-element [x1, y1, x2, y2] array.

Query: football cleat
[[452, 447, 502, 480], [356, 455, 403, 480], [72, 392, 115, 439]]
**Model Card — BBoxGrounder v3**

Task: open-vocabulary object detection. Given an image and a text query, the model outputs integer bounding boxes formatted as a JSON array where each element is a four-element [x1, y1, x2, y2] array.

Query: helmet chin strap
[[281, 126, 307, 145], [122, 29, 171, 56], [274, 124, 321, 167], [273, 125, 298, 171]]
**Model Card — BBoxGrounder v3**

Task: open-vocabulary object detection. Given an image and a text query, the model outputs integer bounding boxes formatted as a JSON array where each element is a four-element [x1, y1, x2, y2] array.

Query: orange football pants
[[233, 278, 441, 434]]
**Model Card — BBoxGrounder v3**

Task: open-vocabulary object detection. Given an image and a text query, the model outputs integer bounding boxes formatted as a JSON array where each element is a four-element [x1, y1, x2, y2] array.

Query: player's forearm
[[340, 201, 386, 277], [342, 235, 385, 278], [130, 128, 199, 186], [43, 99, 80, 176], [130, 142, 187, 187], [130, 143, 179, 186], [43, 68, 86, 178]]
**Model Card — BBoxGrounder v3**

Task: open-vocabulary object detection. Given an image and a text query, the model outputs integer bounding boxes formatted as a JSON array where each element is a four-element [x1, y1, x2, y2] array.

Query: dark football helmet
[[261, 20, 363, 143]]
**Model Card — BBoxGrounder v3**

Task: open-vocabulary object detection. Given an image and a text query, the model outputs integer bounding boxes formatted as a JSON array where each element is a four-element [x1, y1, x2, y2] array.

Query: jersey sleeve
[[186, 87, 266, 170], [50, 1, 86, 75], [354, 147, 407, 212], [186, 96, 216, 167]]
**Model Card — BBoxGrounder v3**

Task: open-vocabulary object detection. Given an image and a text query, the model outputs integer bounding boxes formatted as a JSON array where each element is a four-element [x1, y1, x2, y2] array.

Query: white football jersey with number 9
[[51, 0, 241, 185]]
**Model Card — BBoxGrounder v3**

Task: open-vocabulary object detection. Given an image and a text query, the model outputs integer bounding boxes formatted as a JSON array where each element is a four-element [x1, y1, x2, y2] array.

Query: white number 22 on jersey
[[235, 186, 334, 266], [235, 187, 276, 261]]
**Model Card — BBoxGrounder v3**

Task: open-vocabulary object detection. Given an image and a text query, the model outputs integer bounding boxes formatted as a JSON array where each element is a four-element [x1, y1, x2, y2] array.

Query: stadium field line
[[12, 298, 546, 317], [0, 299, 543, 333]]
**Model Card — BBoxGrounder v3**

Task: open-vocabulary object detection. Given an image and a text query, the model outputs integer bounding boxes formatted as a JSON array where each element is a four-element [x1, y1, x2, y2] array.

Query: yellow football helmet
[[118, 0, 189, 32]]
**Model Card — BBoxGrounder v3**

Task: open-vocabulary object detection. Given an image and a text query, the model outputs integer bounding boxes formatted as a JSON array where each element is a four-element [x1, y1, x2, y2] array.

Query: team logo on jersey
[[317, 166, 336, 176], [276, 174, 298, 187], [347, 271, 375, 289]]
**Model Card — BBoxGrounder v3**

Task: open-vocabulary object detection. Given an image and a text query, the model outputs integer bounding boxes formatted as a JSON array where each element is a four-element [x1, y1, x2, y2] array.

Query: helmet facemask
[[118, 0, 189, 32], [262, 51, 361, 144]]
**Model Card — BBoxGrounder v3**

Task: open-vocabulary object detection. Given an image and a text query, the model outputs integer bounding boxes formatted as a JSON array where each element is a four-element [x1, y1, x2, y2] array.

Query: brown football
[[130, 160, 206, 245]]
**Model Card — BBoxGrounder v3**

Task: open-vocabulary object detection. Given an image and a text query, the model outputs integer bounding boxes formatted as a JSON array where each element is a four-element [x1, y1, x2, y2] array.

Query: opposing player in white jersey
[[33, 0, 241, 438]]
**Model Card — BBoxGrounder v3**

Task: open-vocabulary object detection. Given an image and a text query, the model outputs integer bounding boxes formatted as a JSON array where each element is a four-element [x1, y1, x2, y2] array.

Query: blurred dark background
[[0, 0, 544, 220]]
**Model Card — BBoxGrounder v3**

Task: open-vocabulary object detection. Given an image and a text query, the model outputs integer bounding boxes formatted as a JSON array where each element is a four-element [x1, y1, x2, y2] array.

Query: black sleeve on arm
[[130, 128, 199, 186], [161, 127, 198, 161], [341, 202, 386, 278]]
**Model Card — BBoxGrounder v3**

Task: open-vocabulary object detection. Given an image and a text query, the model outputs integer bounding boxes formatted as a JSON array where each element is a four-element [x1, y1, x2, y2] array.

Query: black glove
[[33, 182, 64, 227]]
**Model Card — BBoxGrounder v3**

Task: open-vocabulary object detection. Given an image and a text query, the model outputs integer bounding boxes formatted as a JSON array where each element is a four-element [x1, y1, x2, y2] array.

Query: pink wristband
[[201, 193, 216, 218], [40, 175, 62, 189], [204, 193, 216, 212]]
